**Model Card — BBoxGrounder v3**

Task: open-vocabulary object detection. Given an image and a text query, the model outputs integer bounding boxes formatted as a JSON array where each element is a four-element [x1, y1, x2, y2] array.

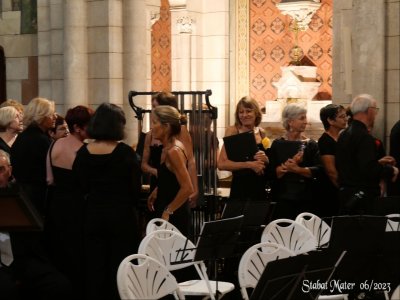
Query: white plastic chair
[[146, 218, 182, 235], [295, 212, 332, 247], [117, 253, 185, 300], [261, 218, 317, 255], [238, 242, 293, 300], [138, 230, 235, 300], [385, 214, 400, 232]]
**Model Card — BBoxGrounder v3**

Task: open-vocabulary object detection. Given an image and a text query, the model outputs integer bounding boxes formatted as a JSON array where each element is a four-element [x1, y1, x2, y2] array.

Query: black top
[[388, 120, 400, 195], [11, 125, 51, 185], [390, 120, 400, 166], [336, 120, 394, 192], [0, 137, 11, 154], [269, 138, 321, 201], [317, 132, 340, 217], [149, 142, 163, 191], [73, 142, 141, 206], [318, 132, 336, 156]]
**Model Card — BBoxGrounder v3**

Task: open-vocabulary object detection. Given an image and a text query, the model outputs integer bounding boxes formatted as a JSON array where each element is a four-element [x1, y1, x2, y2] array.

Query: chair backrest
[[238, 242, 293, 300], [261, 218, 317, 255], [139, 230, 197, 271], [117, 253, 185, 300], [386, 214, 400, 232], [295, 212, 331, 247], [139, 230, 218, 300], [146, 218, 182, 235]]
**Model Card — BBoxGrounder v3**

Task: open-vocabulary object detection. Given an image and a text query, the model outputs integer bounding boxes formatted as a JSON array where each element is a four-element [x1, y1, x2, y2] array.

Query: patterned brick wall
[[151, 0, 171, 92], [249, 0, 332, 106]]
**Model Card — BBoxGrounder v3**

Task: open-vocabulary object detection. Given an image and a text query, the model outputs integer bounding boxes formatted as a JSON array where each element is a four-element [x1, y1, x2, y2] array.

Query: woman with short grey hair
[[268, 103, 322, 220]]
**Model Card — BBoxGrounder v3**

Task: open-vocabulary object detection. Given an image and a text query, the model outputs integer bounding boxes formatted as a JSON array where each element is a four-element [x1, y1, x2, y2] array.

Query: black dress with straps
[[155, 145, 191, 237]]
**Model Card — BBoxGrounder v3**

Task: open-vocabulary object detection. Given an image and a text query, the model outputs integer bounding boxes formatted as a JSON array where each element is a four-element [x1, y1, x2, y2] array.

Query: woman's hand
[[161, 211, 170, 221], [254, 150, 269, 164], [147, 188, 157, 211], [284, 158, 301, 173], [248, 160, 265, 175]]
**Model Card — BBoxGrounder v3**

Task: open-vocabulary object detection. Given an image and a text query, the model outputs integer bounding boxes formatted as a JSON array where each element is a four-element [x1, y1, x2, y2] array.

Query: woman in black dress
[[46, 105, 93, 296], [269, 104, 322, 220], [217, 96, 269, 202], [11, 97, 56, 216], [142, 92, 198, 206], [318, 104, 347, 217], [73, 103, 141, 300], [147, 105, 194, 236]]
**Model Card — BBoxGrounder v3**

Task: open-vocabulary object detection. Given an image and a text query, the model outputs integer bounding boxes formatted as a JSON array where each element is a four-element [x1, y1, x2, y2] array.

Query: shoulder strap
[[173, 145, 188, 161], [48, 140, 56, 167]]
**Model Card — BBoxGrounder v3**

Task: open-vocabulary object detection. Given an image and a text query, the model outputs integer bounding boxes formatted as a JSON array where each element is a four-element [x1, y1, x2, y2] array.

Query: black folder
[[223, 131, 258, 162]]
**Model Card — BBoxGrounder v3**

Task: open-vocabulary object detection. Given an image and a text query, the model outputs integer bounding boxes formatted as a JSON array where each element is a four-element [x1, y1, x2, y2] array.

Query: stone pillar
[[170, 2, 193, 93], [63, 0, 88, 110], [352, 0, 385, 138], [123, 0, 148, 146], [333, 0, 385, 139], [49, 0, 64, 109], [171, 13, 193, 93], [37, 0, 51, 100]]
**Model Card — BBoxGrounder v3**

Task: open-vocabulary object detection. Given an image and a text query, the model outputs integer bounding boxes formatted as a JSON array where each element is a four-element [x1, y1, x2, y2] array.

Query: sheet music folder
[[0, 192, 43, 231], [223, 131, 258, 162]]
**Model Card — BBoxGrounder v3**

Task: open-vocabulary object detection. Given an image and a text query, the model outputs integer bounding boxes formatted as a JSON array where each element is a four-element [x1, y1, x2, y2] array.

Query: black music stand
[[222, 200, 270, 255], [192, 215, 244, 299], [250, 250, 347, 300]]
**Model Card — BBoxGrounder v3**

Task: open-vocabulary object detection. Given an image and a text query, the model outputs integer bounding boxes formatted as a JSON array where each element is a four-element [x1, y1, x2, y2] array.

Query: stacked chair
[[117, 253, 185, 300]]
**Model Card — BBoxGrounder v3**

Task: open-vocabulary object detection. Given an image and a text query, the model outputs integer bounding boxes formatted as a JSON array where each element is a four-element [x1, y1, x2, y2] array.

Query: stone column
[[37, 0, 52, 100], [353, 0, 385, 138], [123, 0, 148, 145], [333, 0, 385, 139], [171, 13, 194, 93], [49, 0, 64, 109], [63, 0, 88, 110]]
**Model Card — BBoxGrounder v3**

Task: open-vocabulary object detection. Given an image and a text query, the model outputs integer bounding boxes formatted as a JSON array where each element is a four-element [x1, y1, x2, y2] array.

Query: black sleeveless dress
[[46, 165, 85, 295], [149, 143, 163, 191], [155, 146, 191, 237]]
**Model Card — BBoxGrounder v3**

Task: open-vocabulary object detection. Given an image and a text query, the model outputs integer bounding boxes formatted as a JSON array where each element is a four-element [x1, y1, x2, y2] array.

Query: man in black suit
[[0, 150, 72, 300], [336, 94, 398, 215]]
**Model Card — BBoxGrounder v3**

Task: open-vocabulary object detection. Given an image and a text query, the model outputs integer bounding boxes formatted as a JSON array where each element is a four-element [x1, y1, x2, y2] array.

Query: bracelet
[[164, 207, 174, 215]]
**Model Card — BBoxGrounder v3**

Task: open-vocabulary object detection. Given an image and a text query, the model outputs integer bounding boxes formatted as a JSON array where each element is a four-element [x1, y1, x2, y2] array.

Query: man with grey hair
[[0, 150, 72, 300], [336, 94, 398, 215]]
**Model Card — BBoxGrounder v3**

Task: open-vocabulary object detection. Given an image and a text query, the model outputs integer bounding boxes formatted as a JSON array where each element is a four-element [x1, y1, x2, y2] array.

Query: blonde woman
[[217, 96, 269, 202], [11, 97, 56, 216], [147, 105, 194, 235], [0, 106, 23, 153]]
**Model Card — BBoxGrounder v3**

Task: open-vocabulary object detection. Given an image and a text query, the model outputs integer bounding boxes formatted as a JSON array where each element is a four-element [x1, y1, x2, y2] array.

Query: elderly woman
[[48, 114, 69, 140], [268, 104, 322, 220], [11, 97, 56, 216], [217, 96, 269, 202], [147, 105, 194, 235], [0, 106, 24, 153]]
